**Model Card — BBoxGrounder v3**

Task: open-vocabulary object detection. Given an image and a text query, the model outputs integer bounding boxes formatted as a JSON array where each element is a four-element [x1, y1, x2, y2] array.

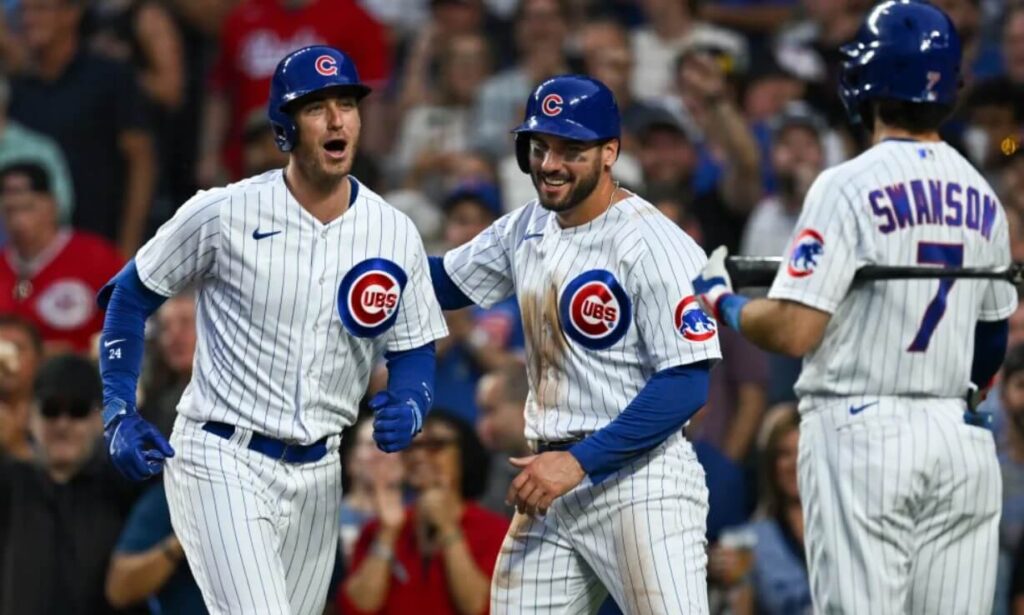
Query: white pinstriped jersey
[[135, 170, 448, 443], [768, 140, 1017, 399], [443, 194, 721, 442]]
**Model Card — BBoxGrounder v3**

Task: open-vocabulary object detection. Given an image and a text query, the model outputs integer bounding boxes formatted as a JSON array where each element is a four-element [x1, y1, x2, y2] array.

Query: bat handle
[[726, 257, 780, 288]]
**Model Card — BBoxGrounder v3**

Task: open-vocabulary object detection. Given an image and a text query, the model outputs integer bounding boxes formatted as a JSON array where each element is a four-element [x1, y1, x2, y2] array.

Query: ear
[[603, 139, 620, 169]]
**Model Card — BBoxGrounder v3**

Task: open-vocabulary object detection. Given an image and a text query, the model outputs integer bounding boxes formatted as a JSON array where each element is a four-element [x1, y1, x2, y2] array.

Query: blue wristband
[[717, 294, 749, 330]]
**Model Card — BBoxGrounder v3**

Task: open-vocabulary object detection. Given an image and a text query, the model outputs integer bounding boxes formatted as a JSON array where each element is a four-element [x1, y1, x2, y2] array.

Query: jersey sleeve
[[767, 170, 865, 313], [980, 207, 1018, 321], [442, 213, 517, 309], [135, 189, 225, 297], [387, 229, 450, 352], [629, 228, 722, 371]]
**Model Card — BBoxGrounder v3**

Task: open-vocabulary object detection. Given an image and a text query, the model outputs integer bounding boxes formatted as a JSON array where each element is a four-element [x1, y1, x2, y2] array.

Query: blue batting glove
[[369, 391, 423, 453], [103, 398, 175, 481], [693, 246, 746, 330]]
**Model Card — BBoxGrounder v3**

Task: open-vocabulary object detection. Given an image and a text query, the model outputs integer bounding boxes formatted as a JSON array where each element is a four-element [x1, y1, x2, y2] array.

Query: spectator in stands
[[630, 0, 742, 100], [1004, 4, 1024, 89], [472, 0, 570, 160], [0, 315, 41, 460], [0, 162, 123, 354], [995, 345, 1024, 615], [240, 110, 289, 178], [9, 0, 156, 256], [709, 405, 812, 615], [961, 79, 1022, 182], [393, 32, 492, 193], [340, 411, 509, 615], [138, 291, 195, 439], [339, 415, 404, 564], [197, 0, 391, 185], [0, 354, 139, 615], [0, 74, 73, 223], [740, 102, 826, 258], [474, 363, 529, 516], [105, 477, 205, 614], [434, 182, 524, 423]]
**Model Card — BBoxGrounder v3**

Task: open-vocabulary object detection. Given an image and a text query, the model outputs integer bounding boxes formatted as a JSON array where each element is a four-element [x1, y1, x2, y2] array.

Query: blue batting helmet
[[838, 0, 961, 124], [511, 75, 621, 172], [268, 45, 372, 152]]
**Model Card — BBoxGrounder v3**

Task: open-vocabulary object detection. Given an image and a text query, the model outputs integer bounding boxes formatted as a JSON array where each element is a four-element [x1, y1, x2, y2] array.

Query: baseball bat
[[725, 256, 1024, 289]]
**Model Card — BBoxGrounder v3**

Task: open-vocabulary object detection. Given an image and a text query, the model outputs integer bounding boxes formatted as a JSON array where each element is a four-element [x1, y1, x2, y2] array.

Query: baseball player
[[95, 46, 447, 614], [430, 75, 721, 614], [693, 2, 1015, 613]]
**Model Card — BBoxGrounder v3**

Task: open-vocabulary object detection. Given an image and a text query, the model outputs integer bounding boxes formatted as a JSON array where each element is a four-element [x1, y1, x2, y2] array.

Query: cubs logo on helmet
[[674, 296, 717, 342], [337, 259, 408, 337], [786, 229, 825, 278], [315, 55, 338, 76], [559, 270, 632, 350], [541, 93, 564, 117]]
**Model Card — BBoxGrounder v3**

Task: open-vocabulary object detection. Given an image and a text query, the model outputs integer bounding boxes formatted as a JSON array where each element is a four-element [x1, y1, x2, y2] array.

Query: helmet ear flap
[[515, 134, 531, 173]]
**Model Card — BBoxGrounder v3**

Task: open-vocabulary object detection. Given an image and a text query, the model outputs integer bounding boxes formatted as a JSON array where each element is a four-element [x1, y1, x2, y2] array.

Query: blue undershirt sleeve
[[570, 361, 711, 484], [428, 255, 474, 310], [973, 319, 1008, 388], [383, 342, 436, 415], [97, 261, 167, 410]]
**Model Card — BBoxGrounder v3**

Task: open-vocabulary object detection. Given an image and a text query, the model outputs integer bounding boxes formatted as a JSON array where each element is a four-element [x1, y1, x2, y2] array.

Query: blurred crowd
[[2, 0, 1024, 614]]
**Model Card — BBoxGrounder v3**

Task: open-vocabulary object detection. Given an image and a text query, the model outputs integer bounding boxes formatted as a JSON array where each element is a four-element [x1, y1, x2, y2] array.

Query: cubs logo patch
[[786, 229, 825, 278], [558, 270, 631, 350], [315, 54, 338, 76], [674, 296, 716, 342], [541, 93, 564, 117], [337, 259, 408, 338]]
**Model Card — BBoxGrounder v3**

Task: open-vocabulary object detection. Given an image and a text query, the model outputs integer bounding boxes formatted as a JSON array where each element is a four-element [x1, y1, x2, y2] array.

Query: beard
[[292, 138, 352, 193], [531, 157, 602, 213]]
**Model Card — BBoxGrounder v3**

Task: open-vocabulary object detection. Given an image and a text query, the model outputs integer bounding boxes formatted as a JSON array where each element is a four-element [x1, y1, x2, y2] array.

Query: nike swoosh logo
[[849, 401, 879, 415], [104, 338, 125, 348], [522, 233, 544, 241], [252, 229, 282, 240]]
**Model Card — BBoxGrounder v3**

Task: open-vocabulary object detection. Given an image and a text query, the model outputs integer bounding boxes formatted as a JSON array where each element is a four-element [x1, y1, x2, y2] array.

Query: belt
[[202, 421, 329, 464], [531, 436, 585, 454]]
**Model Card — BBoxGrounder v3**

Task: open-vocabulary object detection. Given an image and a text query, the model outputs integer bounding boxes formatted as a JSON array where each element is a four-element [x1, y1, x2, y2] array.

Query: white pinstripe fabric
[[165, 415, 343, 615], [798, 398, 1000, 615], [443, 195, 721, 442], [491, 433, 709, 615], [135, 170, 448, 443]]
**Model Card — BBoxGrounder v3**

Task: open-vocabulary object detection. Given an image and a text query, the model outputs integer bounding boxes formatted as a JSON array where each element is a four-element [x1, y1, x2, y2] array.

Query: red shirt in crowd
[[340, 502, 509, 615], [210, 0, 391, 178], [0, 230, 123, 352]]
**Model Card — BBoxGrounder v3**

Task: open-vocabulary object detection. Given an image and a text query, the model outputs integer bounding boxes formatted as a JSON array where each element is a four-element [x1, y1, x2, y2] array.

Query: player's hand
[[370, 391, 423, 453], [506, 452, 586, 516], [692, 245, 735, 321], [103, 399, 175, 481]]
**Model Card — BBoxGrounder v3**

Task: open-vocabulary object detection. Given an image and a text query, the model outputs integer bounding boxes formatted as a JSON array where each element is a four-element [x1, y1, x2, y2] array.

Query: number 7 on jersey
[[907, 241, 964, 352]]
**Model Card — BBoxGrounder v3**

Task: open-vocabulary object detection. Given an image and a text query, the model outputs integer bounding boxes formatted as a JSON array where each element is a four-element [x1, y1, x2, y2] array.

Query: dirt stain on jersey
[[519, 280, 567, 409]]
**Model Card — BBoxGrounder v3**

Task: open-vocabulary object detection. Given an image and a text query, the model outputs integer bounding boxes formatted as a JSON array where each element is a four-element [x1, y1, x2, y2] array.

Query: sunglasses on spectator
[[39, 399, 94, 420], [405, 437, 458, 453]]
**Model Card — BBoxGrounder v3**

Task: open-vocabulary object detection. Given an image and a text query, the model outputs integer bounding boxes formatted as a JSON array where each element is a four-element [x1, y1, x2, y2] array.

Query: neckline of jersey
[[279, 171, 360, 230], [545, 191, 635, 236]]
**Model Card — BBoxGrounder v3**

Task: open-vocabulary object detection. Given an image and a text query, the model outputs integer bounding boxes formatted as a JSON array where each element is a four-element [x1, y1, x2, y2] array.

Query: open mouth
[[323, 138, 348, 159]]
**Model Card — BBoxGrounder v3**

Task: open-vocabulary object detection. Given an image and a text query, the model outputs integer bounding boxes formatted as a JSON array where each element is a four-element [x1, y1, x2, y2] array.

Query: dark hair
[[0, 314, 42, 355], [425, 409, 491, 499], [964, 77, 1023, 122], [866, 99, 954, 133], [0, 161, 52, 195], [1004, 343, 1024, 381], [34, 353, 102, 409], [515, 0, 570, 23]]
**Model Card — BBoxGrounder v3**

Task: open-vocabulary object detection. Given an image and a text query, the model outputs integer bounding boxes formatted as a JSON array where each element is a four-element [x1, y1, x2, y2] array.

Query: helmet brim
[[279, 83, 373, 112], [510, 116, 615, 142]]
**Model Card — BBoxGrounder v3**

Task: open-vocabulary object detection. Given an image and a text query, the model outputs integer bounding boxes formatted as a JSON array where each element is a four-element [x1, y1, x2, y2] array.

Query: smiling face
[[289, 89, 361, 190], [527, 133, 617, 213]]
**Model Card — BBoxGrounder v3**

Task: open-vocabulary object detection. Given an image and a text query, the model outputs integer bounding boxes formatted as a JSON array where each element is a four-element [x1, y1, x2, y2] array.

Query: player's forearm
[[119, 131, 157, 256], [105, 542, 182, 608], [439, 530, 491, 615], [737, 298, 828, 357]]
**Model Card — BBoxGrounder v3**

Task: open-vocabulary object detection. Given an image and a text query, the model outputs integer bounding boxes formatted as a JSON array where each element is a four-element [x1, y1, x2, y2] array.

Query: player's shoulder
[[613, 195, 705, 261]]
